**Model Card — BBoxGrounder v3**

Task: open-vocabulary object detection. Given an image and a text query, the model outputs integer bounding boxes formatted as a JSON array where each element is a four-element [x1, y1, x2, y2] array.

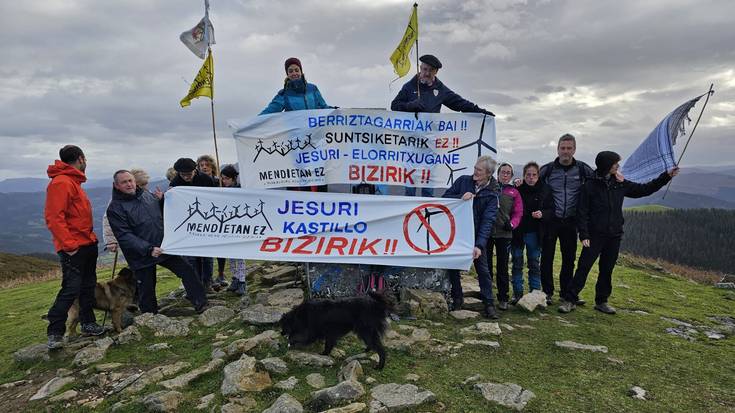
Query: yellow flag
[[389, 4, 418, 78], [180, 48, 214, 107]]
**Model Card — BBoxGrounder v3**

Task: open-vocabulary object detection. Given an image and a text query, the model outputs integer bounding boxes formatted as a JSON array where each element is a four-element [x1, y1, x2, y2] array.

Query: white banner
[[231, 108, 496, 189], [160, 187, 475, 270]]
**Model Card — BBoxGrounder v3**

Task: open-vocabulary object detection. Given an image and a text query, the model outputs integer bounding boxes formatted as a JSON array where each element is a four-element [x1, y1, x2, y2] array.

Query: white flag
[[180, 0, 215, 59]]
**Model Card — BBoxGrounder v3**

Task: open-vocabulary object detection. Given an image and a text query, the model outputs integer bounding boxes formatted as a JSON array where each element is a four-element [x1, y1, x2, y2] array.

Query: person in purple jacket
[[488, 162, 523, 310]]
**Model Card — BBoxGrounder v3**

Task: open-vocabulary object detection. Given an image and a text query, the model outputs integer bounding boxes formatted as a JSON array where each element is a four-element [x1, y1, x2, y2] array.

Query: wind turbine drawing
[[416, 206, 445, 255], [448, 114, 497, 157]]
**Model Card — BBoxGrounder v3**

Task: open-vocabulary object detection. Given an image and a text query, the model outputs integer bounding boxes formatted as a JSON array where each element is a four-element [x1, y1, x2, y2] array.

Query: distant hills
[[1, 167, 734, 254]]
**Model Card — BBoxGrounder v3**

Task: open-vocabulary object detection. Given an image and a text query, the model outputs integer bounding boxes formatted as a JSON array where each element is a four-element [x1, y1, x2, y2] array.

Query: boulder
[[629, 386, 647, 400], [240, 304, 287, 325], [261, 266, 298, 285], [369, 383, 436, 412], [462, 297, 484, 312], [221, 355, 272, 396], [29, 376, 75, 401], [263, 393, 304, 413], [450, 310, 480, 320], [460, 322, 502, 337], [400, 289, 448, 318], [13, 343, 50, 363], [148, 343, 171, 351], [124, 361, 191, 394], [225, 329, 281, 357], [307, 373, 326, 389], [259, 357, 288, 374], [287, 351, 335, 367], [109, 372, 143, 394], [554, 340, 608, 353], [198, 306, 235, 327], [141, 390, 183, 412], [319, 403, 367, 413], [275, 376, 299, 390], [135, 313, 191, 337], [312, 380, 365, 409], [159, 358, 225, 389], [474, 382, 535, 411], [338, 360, 363, 382], [195, 393, 214, 410], [256, 288, 304, 309], [49, 389, 78, 402], [73, 337, 115, 367], [116, 325, 142, 345], [463, 339, 500, 348], [516, 291, 548, 312]]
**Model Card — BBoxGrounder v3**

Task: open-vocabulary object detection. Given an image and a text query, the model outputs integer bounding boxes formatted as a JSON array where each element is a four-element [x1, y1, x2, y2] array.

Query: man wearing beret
[[391, 54, 495, 196]]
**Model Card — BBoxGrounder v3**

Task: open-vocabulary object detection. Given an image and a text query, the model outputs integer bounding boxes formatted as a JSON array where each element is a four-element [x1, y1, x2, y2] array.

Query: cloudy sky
[[2, 0, 734, 180]]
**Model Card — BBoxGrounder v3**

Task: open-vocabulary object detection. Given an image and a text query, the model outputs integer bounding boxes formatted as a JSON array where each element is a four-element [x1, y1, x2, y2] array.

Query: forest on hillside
[[621, 209, 734, 275]]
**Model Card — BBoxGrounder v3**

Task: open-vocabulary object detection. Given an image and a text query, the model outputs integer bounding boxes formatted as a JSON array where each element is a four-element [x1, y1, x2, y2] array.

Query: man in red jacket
[[45, 145, 105, 349]]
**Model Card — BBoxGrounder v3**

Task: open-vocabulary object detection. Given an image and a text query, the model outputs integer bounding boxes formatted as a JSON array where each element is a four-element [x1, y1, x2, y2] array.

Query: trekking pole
[[662, 84, 715, 199], [111, 248, 119, 279]]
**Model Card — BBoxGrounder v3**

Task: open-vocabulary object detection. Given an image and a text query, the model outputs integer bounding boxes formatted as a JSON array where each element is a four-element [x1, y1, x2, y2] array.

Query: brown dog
[[67, 267, 137, 335]]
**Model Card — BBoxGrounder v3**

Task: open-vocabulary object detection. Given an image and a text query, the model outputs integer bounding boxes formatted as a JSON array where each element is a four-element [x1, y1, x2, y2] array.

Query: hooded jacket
[[391, 75, 487, 114], [512, 181, 554, 245], [260, 78, 331, 115], [106, 187, 164, 270], [169, 172, 216, 188], [44, 160, 98, 252], [492, 184, 524, 239], [539, 158, 594, 220], [577, 171, 671, 240], [443, 175, 499, 248]]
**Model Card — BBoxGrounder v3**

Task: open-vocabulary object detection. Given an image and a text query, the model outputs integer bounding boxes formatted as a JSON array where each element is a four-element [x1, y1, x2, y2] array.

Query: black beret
[[173, 157, 197, 172], [419, 54, 442, 69]]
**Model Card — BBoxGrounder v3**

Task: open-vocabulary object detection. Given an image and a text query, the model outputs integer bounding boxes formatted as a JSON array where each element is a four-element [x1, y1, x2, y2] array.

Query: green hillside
[[0, 252, 59, 286], [0, 259, 733, 412], [624, 204, 671, 212]]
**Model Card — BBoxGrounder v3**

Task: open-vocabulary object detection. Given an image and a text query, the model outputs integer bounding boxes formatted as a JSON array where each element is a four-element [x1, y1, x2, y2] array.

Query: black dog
[[280, 291, 394, 369]]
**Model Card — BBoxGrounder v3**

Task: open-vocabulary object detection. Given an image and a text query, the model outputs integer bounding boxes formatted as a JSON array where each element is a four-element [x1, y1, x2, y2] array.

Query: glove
[[503, 221, 513, 231], [404, 99, 425, 112], [481, 109, 495, 117]]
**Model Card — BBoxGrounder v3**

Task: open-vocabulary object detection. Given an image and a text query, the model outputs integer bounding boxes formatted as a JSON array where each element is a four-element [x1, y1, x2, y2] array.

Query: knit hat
[[419, 54, 442, 69], [173, 158, 197, 173], [284, 57, 302, 73], [220, 164, 239, 179], [595, 151, 621, 176]]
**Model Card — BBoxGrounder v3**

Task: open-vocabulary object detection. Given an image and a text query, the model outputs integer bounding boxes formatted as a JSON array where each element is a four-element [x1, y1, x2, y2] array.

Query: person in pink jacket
[[487, 162, 524, 310]]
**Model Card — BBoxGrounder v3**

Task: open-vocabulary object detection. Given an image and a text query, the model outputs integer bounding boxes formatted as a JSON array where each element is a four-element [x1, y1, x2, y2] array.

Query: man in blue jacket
[[107, 170, 209, 314], [443, 156, 500, 319], [391, 54, 494, 197]]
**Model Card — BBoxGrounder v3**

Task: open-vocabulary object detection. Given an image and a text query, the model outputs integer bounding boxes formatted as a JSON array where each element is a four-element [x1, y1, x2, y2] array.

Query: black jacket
[[539, 158, 594, 220], [169, 172, 215, 188], [512, 182, 554, 245], [443, 175, 499, 248], [577, 172, 671, 240], [106, 187, 164, 270], [391, 75, 488, 114]]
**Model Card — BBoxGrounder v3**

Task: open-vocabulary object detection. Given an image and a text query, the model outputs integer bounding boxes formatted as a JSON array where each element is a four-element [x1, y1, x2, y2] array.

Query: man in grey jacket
[[538, 134, 593, 305]]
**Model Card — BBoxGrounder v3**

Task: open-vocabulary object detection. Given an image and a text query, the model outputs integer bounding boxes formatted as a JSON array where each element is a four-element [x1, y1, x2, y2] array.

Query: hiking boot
[[450, 297, 464, 311], [509, 295, 522, 306], [195, 302, 212, 314], [558, 300, 576, 314], [235, 281, 246, 296], [594, 302, 617, 314], [80, 322, 106, 336], [226, 277, 239, 292], [498, 301, 509, 311], [47, 334, 64, 350], [215, 275, 228, 288], [575, 299, 587, 306], [545, 295, 553, 306], [483, 305, 500, 320]]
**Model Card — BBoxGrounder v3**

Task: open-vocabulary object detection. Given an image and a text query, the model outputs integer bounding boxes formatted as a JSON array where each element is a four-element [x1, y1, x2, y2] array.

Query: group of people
[[42, 53, 678, 348]]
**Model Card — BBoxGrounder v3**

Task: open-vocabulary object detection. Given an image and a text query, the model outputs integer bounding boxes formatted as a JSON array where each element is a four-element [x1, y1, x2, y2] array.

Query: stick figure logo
[[402, 203, 456, 255]]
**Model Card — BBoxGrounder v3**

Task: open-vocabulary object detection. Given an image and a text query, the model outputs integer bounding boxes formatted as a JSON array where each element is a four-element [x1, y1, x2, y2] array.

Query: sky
[[1, 0, 734, 181]]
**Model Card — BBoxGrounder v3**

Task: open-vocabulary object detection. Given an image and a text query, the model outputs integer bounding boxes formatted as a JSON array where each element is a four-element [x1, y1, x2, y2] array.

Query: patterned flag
[[180, 0, 215, 59], [389, 4, 418, 78], [180, 49, 213, 107], [623, 95, 703, 182]]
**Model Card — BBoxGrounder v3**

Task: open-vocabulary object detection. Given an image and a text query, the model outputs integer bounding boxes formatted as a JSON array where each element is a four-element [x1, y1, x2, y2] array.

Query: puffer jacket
[[169, 172, 215, 188], [391, 75, 488, 114], [577, 171, 671, 240], [443, 175, 499, 248], [512, 182, 554, 245], [492, 184, 523, 238], [106, 187, 164, 270], [44, 160, 98, 252], [539, 158, 594, 220], [260, 78, 331, 115]]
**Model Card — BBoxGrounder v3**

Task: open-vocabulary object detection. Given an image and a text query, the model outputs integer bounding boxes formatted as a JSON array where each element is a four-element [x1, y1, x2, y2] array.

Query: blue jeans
[[405, 187, 434, 197], [511, 232, 542, 296], [448, 246, 494, 304]]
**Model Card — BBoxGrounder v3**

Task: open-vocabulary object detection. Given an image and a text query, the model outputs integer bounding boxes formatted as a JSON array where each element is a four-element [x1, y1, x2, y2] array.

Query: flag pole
[[414, 3, 420, 98], [208, 49, 222, 188], [662, 83, 715, 199]]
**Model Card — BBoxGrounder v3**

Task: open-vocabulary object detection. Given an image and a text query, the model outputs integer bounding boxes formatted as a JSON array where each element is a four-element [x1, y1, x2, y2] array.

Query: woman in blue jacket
[[259, 57, 332, 115]]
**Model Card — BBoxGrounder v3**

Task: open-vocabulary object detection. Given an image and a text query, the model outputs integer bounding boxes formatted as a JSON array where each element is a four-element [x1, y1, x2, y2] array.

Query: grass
[[1, 255, 734, 412], [0, 252, 59, 288], [624, 204, 671, 212]]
